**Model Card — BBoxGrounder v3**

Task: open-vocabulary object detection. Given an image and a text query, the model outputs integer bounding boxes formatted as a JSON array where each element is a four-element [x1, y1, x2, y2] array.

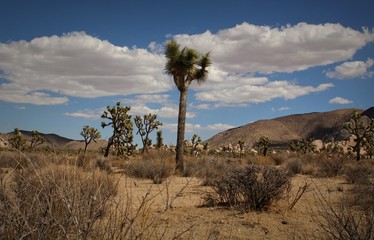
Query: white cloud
[[129, 104, 195, 119], [122, 94, 171, 105], [206, 123, 236, 131], [326, 58, 374, 79], [190, 66, 333, 106], [15, 106, 27, 110], [65, 108, 104, 120], [272, 107, 290, 112], [162, 122, 235, 133], [193, 67, 334, 106], [174, 22, 374, 73], [329, 97, 353, 104], [0, 32, 171, 105]]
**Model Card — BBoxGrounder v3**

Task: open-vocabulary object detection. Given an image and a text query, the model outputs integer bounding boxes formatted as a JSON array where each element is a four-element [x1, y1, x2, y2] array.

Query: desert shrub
[[207, 165, 291, 211], [314, 183, 374, 240], [318, 155, 347, 177], [345, 165, 372, 184], [123, 151, 174, 184], [0, 164, 117, 239], [285, 158, 303, 175], [271, 152, 289, 165], [347, 181, 374, 213]]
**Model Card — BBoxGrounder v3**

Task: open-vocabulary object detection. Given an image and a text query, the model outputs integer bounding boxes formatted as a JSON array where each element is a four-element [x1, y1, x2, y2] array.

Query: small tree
[[134, 114, 162, 152], [101, 102, 135, 157], [256, 137, 271, 156], [191, 134, 202, 155], [80, 126, 101, 154], [29, 130, 45, 150], [156, 130, 163, 149], [343, 111, 374, 161], [8, 128, 27, 151]]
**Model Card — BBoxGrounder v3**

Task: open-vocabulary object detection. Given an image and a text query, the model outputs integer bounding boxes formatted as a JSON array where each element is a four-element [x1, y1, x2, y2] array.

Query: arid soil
[[116, 174, 346, 239]]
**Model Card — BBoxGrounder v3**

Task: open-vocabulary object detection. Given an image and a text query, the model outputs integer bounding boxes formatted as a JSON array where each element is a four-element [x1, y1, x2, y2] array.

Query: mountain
[[362, 107, 374, 119], [5, 130, 75, 147], [206, 108, 366, 149], [2, 130, 107, 150]]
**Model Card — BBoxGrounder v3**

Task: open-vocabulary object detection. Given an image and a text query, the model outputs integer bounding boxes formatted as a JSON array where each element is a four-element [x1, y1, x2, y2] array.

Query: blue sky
[[0, 0, 373, 145]]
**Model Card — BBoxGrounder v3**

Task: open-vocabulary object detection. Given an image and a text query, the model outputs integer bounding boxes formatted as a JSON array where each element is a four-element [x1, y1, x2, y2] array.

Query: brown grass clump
[[0, 163, 117, 239], [123, 150, 175, 184]]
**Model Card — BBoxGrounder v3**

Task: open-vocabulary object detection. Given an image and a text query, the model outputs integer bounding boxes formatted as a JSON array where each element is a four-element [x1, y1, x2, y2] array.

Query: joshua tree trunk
[[355, 138, 361, 161], [176, 89, 188, 172], [104, 138, 113, 157]]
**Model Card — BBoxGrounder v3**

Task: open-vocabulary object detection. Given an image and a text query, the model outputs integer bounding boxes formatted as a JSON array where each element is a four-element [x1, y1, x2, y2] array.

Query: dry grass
[[123, 150, 175, 184]]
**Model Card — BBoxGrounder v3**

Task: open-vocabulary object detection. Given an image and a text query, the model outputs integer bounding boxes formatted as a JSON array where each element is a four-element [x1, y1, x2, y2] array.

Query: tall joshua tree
[[165, 40, 211, 172]]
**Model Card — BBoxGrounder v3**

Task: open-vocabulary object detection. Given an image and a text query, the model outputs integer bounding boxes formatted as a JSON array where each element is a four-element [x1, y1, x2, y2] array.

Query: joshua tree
[[80, 126, 101, 154], [191, 134, 202, 155], [101, 102, 135, 157], [8, 128, 27, 151], [29, 130, 45, 150], [165, 40, 211, 172], [364, 133, 374, 159], [256, 137, 271, 156], [289, 138, 316, 154], [344, 111, 374, 161], [134, 114, 162, 152], [156, 130, 163, 149]]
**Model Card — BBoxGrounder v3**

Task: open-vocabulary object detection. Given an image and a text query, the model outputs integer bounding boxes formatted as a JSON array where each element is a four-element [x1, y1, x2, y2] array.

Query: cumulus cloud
[[329, 97, 353, 104], [272, 107, 290, 112], [326, 58, 374, 79], [206, 123, 236, 131], [0, 32, 171, 105], [193, 66, 334, 106], [129, 104, 195, 119], [174, 22, 374, 73], [65, 108, 104, 120], [161, 122, 234, 133]]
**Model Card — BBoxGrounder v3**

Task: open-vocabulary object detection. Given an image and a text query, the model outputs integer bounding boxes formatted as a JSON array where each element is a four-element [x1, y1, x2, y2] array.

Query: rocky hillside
[[206, 108, 367, 148]]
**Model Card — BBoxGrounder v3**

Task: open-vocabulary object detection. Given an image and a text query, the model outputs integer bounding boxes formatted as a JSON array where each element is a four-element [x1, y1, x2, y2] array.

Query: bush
[[0, 164, 117, 239], [314, 183, 374, 240], [318, 155, 347, 177], [207, 165, 291, 211], [285, 158, 303, 175], [124, 151, 174, 184]]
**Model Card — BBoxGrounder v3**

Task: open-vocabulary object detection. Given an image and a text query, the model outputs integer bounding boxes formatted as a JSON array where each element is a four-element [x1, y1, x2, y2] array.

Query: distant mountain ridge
[[206, 108, 371, 149], [6, 130, 75, 147]]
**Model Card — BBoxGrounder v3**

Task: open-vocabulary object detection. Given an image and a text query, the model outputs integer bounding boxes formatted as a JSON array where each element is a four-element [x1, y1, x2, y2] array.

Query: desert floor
[[114, 173, 345, 239]]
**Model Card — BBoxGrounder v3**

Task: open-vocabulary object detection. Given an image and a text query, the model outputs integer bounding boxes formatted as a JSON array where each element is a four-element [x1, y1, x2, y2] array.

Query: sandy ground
[[114, 174, 347, 239]]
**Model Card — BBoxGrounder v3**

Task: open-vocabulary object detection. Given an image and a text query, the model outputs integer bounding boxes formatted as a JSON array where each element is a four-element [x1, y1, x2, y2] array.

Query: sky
[[0, 0, 373, 146]]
